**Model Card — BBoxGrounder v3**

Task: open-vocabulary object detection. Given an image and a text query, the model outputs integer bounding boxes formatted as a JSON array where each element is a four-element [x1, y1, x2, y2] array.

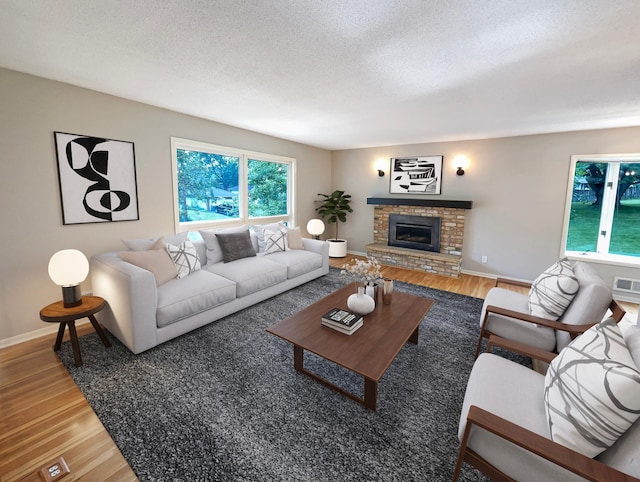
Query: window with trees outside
[[562, 154, 640, 265], [171, 138, 295, 231]]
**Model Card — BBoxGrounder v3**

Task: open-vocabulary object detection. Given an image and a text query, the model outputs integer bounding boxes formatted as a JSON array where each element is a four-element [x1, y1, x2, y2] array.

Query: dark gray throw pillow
[[215, 230, 256, 263]]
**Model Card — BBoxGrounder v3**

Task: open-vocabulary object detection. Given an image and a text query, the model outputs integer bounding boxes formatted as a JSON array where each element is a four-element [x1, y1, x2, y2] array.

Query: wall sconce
[[375, 158, 386, 177], [306, 218, 325, 240], [454, 156, 469, 176], [48, 249, 89, 307]]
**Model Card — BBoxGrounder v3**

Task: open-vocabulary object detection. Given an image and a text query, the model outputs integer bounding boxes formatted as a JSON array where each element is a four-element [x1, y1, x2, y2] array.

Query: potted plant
[[315, 190, 353, 257]]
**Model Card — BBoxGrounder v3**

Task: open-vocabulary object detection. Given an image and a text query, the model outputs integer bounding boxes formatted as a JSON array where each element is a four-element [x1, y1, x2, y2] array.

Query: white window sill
[[564, 251, 640, 269]]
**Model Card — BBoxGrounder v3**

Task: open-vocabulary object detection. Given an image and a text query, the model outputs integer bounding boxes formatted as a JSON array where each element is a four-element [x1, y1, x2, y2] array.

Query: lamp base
[[62, 285, 82, 308]]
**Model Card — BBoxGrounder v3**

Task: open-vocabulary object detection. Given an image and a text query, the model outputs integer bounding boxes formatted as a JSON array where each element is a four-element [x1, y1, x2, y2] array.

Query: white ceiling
[[1, 0, 640, 150]]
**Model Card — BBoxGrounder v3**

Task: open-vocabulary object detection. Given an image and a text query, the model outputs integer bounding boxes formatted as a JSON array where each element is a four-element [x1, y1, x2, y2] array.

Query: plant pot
[[328, 239, 347, 258]]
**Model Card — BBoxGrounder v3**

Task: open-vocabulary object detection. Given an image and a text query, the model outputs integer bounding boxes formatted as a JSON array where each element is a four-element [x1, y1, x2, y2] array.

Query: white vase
[[365, 283, 376, 302], [347, 286, 375, 316]]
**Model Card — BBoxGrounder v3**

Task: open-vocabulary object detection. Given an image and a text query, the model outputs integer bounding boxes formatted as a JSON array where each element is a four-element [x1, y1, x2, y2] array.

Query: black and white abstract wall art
[[54, 132, 139, 224], [389, 155, 443, 195]]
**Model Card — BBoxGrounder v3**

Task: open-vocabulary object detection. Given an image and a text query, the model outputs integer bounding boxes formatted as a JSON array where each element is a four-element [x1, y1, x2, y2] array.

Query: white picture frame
[[54, 132, 139, 224], [389, 156, 443, 195]]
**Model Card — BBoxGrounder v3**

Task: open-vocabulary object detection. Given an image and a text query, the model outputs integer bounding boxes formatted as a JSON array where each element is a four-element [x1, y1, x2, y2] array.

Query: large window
[[171, 138, 295, 231], [562, 154, 640, 265]]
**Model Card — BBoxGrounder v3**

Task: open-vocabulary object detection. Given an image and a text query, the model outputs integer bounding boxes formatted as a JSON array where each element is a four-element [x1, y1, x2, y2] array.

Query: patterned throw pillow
[[544, 318, 640, 457], [528, 258, 579, 320], [263, 227, 289, 254], [166, 240, 202, 278], [254, 222, 285, 252]]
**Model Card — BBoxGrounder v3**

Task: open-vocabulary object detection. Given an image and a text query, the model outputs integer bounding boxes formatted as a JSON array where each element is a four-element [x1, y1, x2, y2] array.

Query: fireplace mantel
[[367, 198, 472, 209]]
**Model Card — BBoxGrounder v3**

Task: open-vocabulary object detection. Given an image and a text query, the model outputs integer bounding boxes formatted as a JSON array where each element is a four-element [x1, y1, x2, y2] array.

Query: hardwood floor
[[1, 255, 635, 481]]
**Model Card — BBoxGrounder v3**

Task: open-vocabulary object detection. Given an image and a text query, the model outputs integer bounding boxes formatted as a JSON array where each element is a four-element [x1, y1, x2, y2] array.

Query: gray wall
[[332, 129, 640, 286], [2, 65, 639, 344], [0, 68, 332, 343]]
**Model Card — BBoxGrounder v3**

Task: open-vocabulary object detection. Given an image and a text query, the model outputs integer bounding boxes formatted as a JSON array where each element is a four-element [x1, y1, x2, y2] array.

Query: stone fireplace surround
[[365, 198, 472, 278]]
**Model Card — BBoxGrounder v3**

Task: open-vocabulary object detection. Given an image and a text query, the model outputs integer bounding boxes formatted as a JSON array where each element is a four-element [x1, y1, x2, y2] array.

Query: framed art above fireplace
[[389, 156, 443, 195]]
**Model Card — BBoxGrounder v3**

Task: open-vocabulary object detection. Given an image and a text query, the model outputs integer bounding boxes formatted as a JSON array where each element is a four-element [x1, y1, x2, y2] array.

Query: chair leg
[[452, 422, 473, 481], [474, 312, 491, 358]]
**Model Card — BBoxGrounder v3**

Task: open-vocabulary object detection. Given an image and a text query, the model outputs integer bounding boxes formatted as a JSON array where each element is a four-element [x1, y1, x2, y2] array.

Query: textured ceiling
[[1, 0, 639, 150]]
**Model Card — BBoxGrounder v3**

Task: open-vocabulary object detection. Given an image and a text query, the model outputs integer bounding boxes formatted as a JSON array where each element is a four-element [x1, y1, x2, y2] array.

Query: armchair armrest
[[486, 335, 557, 364], [454, 405, 638, 482], [495, 277, 532, 289], [486, 298, 626, 334], [485, 305, 581, 332]]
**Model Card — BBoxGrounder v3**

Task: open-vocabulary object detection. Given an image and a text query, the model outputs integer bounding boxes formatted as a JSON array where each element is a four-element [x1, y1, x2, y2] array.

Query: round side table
[[39, 295, 111, 367]]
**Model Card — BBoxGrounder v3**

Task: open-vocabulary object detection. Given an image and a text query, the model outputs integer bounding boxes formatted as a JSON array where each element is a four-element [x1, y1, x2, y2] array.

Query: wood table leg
[[364, 378, 378, 411], [293, 345, 303, 371], [53, 323, 66, 351], [88, 314, 112, 348], [409, 325, 419, 344], [67, 320, 83, 367]]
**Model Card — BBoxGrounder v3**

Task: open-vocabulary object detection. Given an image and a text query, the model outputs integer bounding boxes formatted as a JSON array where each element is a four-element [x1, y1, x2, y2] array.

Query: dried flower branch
[[340, 257, 383, 285]]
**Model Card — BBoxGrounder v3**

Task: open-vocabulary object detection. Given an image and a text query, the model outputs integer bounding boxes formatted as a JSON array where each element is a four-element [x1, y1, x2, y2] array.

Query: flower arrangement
[[340, 257, 383, 286]]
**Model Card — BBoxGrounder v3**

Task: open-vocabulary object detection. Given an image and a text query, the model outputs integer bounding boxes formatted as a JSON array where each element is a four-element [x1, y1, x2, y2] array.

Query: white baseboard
[[0, 320, 90, 349]]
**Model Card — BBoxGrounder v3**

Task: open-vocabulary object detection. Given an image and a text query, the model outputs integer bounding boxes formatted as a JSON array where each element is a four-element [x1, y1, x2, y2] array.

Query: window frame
[[561, 153, 640, 267], [171, 137, 296, 233]]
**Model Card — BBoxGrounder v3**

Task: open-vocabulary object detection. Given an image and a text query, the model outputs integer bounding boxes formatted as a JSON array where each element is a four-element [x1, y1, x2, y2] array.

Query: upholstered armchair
[[475, 259, 625, 359], [454, 319, 640, 482]]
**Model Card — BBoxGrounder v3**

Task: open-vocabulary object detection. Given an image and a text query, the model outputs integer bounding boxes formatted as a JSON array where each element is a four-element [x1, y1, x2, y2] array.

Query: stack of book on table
[[321, 308, 363, 335]]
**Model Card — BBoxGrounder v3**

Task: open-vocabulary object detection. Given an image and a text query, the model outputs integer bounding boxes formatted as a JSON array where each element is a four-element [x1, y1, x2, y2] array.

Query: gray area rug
[[58, 268, 515, 481]]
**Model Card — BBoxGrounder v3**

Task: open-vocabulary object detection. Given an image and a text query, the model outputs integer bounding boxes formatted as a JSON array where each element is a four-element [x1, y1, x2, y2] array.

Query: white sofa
[[90, 231, 329, 354]]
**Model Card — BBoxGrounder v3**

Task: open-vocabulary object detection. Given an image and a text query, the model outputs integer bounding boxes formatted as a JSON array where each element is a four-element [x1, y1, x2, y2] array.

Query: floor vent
[[613, 277, 640, 294]]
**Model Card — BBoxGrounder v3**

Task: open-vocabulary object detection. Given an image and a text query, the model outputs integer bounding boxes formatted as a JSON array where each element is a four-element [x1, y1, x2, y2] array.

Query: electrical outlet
[[38, 456, 70, 481], [481, 256, 488, 263]]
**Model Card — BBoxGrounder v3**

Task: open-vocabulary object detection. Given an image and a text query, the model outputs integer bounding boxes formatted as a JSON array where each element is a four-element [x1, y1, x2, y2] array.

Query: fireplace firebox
[[388, 214, 441, 253]]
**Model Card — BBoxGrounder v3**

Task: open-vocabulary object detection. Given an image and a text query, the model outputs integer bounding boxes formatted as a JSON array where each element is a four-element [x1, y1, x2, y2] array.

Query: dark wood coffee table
[[266, 284, 434, 411]]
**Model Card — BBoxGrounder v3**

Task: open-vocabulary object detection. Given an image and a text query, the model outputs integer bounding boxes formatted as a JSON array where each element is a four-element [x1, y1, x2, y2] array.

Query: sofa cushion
[[544, 318, 640, 457], [263, 249, 323, 279], [216, 230, 256, 263], [199, 225, 249, 264], [528, 258, 579, 320], [156, 270, 236, 328], [205, 257, 287, 297], [122, 232, 188, 251], [119, 238, 178, 286], [166, 240, 202, 278], [481, 287, 556, 352]]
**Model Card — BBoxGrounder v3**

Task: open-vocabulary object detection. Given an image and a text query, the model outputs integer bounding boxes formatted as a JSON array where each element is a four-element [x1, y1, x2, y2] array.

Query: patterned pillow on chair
[[544, 318, 640, 457], [528, 258, 579, 320]]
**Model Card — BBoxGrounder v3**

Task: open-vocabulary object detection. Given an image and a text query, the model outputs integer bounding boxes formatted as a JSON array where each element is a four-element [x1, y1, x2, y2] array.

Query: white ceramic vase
[[347, 286, 375, 316]]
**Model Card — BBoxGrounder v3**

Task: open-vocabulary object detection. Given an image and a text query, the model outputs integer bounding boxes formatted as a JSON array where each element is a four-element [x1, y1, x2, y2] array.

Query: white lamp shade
[[306, 219, 325, 236], [48, 249, 89, 286]]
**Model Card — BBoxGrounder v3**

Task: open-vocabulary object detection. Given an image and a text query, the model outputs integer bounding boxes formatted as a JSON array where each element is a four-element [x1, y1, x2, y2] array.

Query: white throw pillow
[[166, 240, 202, 278], [528, 258, 579, 320], [199, 225, 248, 264], [262, 227, 289, 254], [544, 318, 640, 457]]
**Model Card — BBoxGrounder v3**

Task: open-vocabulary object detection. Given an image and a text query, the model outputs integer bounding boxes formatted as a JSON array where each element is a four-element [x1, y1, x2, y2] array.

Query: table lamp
[[48, 249, 89, 307], [306, 219, 325, 240]]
